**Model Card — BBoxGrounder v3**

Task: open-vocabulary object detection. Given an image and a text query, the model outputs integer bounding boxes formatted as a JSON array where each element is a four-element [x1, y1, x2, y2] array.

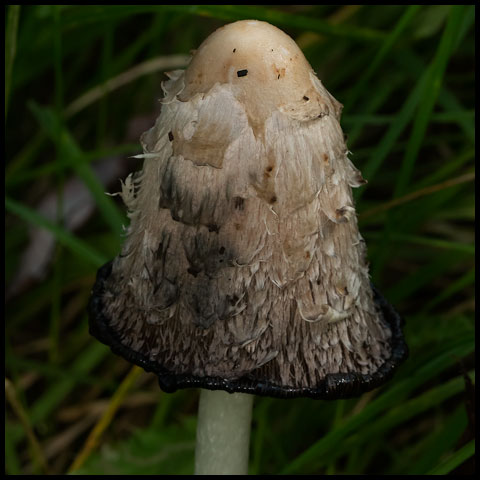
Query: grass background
[[5, 5, 475, 475]]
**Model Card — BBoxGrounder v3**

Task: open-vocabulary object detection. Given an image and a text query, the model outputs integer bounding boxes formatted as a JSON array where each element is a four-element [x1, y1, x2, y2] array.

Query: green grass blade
[[394, 6, 467, 198], [438, 90, 475, 143], [31, 342, 109, 425], [420, 268, 475, 313], [452, 4, 476, 51], [28, 102, 125, 237], [5, 420, 22, 475], [6, 143, 139, 187], [5, 196, 107, 268], [60, 5, 386, 41], [370, 232, 474, 255], [389, 184, 470, 239], [343, 5, 421, 112], [412, 148, 474, 190], [319, 372, 473, 471], [353, 69, 429, 202], [169, 5, 385, 41], [371, 188, 472, 282], [354, 372, 474, 441], [355, 6, 471, 206], [279, 336, 474, 474], [96, 23, 114, 147], [346, 79, 399, 148], [51, 7, 65, 365], [53, 6, 64, 114], [383, 251, 468, 304], [403, 407, 467, 474], [343, 110, 474, 127], [5, 5, 21, 120], [68, 365, 143, 473], [3, 342, 112, 453], [427, 440, 475, 475], [396, 48, 475, 145]]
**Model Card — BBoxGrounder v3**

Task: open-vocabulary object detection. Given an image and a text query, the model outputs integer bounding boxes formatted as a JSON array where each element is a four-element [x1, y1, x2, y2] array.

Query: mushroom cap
[[90, 263, 407, 399], [88, 20, 407, 400], [184, 20, 308, 90], [180, 20, 342, 130]]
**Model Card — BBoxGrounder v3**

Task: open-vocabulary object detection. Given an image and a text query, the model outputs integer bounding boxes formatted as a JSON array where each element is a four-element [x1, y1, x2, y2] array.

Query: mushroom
[[88, 19, 407, 474]]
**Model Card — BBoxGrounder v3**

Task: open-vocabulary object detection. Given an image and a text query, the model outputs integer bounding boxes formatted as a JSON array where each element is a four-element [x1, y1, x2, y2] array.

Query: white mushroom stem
[[194, 389, 254, 475]]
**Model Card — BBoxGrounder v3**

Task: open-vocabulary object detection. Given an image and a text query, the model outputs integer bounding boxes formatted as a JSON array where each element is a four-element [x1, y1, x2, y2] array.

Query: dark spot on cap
[[168, 131, 174, 141], [277, 74, 280, 80], [218, 246, 225, 254], [207, 224, 219, 233], [303, 96, 309, 101], [269, 195, 277, 204], [229, 294, 239, 306], [323, 153, 329, 163], [266, 166, 273, 172], [233, 48, 236, 53], [233, 197, 245, 211], [187, 266, 200, 277], [237, 69, 248, 78]]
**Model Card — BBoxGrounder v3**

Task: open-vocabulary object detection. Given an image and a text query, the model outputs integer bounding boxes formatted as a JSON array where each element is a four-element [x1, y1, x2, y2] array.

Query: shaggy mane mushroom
[[88, 19, 407, 475]]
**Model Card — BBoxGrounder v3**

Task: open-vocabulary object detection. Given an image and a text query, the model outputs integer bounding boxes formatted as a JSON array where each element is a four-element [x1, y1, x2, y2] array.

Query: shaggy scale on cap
[[88, 20, 407, 399]]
